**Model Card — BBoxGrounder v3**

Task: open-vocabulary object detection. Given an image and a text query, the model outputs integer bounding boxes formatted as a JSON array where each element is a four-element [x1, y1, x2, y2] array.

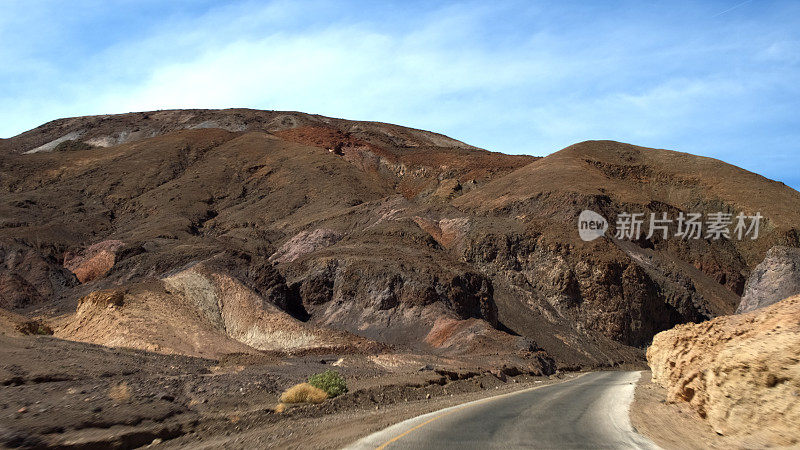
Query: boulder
[[64, 240, 126, 283], [736, 246, 800, 314]]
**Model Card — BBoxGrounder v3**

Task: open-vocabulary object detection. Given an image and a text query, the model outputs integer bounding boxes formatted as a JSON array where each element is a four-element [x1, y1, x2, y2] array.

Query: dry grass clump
[[109, 382, 132, 403], [279, 382, 328, 404]]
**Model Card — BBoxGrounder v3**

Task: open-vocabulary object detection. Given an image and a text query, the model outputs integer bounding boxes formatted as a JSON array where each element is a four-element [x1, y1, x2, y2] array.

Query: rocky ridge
[[1, 109, 799, 371]]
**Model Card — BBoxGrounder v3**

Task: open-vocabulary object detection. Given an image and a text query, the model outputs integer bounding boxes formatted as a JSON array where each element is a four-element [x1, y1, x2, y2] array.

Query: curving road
[[346, 371, 659, 450]]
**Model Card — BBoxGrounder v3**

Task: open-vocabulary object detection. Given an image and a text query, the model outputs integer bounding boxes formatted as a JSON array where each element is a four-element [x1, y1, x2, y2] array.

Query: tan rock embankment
[[647, 294, 800, 446], [54, 262, 383, 358]]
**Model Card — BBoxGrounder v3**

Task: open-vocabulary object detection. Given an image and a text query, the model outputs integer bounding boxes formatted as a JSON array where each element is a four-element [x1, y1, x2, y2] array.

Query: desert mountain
[[2, 108, 799, 370]]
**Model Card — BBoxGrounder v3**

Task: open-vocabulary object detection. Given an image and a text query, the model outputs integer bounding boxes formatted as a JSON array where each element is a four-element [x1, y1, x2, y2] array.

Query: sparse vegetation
[[108, 382, 132, 403], [15, 320, 53, 335], [279, 382, 328, 404], [308, 370, 348, 398], [54, 139, 95, 152]]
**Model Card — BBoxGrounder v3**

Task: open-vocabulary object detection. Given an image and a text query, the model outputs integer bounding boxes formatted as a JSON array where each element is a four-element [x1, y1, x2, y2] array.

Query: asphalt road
[[346, 371, 659, 450]]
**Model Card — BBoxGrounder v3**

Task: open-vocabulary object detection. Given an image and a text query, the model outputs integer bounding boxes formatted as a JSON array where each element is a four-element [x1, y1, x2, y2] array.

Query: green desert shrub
[[308, 370, 348, 398]]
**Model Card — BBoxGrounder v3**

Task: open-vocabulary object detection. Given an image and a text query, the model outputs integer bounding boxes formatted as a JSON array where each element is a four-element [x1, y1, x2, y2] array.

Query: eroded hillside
[[2, 109, 799, 371]]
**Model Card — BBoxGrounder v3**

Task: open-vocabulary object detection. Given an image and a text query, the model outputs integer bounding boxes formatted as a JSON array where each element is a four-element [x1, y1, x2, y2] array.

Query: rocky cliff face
[[647, 295, 800, 446], [2, 109, 800, 370], [736, 246, 800, 314]]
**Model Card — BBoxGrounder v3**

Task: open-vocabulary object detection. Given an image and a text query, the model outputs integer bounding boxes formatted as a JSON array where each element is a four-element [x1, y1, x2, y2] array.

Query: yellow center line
[[375, 372, 590, 449]]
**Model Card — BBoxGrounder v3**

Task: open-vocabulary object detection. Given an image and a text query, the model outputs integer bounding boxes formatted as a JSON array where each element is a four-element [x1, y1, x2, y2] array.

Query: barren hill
[[2, 110, 799, 371]]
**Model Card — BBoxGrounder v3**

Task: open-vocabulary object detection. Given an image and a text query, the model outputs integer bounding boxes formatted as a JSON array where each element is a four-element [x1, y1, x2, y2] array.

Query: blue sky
[[2, 0, 799, 190]]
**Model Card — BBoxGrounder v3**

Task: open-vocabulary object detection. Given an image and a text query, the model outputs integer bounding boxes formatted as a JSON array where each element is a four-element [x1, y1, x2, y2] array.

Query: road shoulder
[[165, 372, 584, 449]]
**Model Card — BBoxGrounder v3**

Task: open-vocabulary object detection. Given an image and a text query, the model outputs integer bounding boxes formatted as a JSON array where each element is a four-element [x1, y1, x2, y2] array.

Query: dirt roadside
[[163, 372, 585, 449], [1, 333, 603, 449]]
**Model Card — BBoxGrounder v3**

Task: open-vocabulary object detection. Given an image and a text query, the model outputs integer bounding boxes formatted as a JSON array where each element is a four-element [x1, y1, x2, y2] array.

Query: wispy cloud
[[713, 0, 753, 18], [1, 0, 799, 190]]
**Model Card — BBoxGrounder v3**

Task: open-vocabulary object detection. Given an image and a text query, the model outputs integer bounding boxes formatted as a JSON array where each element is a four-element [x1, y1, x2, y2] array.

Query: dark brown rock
[[736, 246, 800, 314], [2, 110, 799, 369]]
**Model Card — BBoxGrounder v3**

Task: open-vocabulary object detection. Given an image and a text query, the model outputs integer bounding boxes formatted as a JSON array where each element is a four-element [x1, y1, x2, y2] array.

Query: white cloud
[[2, 1, 799, 189]]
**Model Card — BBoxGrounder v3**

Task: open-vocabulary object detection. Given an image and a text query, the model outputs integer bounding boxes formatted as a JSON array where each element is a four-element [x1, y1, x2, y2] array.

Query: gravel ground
[[0, 334, 582, 449], [164, 372, 583, 449]]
